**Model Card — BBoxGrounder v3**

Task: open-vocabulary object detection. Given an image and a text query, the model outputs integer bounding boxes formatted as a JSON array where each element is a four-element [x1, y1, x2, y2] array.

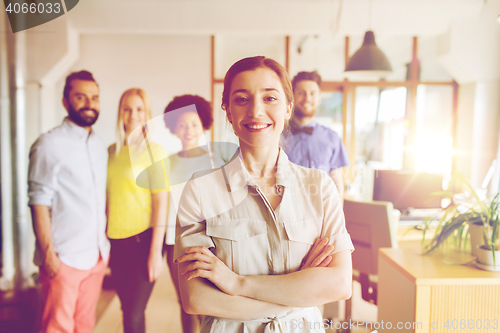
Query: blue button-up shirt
[[28, 118, 110, 270], [281, 121, 350, 173]]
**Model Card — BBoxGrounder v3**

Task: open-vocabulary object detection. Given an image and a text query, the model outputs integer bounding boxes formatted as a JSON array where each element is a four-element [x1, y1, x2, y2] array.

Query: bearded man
[[28, 70, 110, 333], [282, 71, 349, 198]]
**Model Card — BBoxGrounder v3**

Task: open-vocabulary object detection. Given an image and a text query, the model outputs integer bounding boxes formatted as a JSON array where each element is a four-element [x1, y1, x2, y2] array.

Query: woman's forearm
[[147, 192, 168, 282], [150, 225, 166, 255], [181, 273, 293, 319], [178, 247, 352, 311], [237, 250, 352, 308], [150, 191, 168, 254]]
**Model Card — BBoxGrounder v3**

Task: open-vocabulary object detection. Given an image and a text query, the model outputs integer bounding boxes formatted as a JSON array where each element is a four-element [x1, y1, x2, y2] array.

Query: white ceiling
[[66, 0, 486, 37]]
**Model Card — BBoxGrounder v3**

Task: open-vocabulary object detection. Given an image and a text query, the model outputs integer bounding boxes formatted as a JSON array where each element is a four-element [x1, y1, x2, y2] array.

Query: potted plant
[[420, 174, 500, 270], [474, 196, 500, 270]]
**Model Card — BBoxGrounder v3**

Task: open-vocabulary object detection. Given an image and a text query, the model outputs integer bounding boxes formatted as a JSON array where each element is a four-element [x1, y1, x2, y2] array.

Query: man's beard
[[68, 104, 99, 127], [293, 105, 315, 118]]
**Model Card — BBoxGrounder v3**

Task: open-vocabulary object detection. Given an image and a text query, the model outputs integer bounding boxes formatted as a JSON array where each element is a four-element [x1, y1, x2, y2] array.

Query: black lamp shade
[[345, 31, 393, 78]]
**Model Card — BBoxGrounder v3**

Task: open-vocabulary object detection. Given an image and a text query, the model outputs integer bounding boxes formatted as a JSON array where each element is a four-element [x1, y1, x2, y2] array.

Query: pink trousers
[[39, 256, 108, 333]]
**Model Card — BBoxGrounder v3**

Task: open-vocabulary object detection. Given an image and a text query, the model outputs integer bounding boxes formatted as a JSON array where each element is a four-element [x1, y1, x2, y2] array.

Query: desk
[[378, 248, 500, 333]]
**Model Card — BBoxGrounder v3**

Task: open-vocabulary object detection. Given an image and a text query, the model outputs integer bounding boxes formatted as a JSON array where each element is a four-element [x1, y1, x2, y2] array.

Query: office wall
[[470, 82, 500, 189], [442, 0, 500, 188], [59, 34, 211, 149]]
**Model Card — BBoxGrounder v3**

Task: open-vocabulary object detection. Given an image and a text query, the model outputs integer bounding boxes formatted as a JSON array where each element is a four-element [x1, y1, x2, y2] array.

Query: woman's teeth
[[247, 124, 269, 129]]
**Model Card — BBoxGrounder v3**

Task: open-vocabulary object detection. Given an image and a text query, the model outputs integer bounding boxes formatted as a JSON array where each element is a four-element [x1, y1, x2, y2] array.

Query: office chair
[[341, 199, 398, 332]]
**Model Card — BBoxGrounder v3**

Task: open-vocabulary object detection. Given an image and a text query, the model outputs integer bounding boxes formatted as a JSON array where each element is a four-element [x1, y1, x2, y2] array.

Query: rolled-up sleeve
[[28, 137, 59, 207], [320, 173, 354, 254], [174, 175, 215, 260]]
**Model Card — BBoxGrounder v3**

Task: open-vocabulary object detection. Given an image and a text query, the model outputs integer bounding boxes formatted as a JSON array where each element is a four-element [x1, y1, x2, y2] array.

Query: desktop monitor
[[372, 170, 444, 212]]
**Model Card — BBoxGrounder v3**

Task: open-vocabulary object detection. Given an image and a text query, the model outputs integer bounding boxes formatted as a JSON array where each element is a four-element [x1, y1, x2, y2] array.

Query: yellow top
[[107, 142, 169, 239]]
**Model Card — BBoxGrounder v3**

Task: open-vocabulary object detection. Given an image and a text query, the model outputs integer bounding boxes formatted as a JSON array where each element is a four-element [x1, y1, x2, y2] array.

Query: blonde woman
[[107, 88, 168, 333]]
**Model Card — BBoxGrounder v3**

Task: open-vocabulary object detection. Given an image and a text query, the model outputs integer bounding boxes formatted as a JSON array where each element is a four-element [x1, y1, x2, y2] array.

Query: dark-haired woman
[[175, 57, 354, 333], [163, 95, 225, 333]]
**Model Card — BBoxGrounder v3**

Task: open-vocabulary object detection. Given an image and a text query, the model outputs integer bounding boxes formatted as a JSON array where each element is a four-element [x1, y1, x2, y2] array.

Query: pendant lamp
[[345, 30, 393, 78]]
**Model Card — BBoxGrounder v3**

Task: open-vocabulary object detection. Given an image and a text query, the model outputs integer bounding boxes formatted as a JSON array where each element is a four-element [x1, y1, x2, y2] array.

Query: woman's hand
[[300, 237, 334, 270], [147, 249, 164, 282], [177, 246, 242, 296]]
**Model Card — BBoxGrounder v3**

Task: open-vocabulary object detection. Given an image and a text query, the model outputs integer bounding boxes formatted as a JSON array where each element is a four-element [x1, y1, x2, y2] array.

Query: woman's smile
[[244, 122, 272, 131]]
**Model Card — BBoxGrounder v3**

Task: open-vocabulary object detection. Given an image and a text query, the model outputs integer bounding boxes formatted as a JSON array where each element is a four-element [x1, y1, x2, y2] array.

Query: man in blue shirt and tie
[[282, 71, 350, 198]]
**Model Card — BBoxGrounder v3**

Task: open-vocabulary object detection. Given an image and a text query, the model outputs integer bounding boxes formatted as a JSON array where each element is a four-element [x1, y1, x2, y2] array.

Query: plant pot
[[475, 245, 500, 271], [469, 222, 485, 257]]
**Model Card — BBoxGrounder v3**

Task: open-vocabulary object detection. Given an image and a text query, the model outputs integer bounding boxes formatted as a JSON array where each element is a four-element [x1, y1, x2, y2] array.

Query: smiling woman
[[174, 56, 354, 333], [106, 88, 168, 333], [162, 94, 226, 333], [224, 67, 292, 154]]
